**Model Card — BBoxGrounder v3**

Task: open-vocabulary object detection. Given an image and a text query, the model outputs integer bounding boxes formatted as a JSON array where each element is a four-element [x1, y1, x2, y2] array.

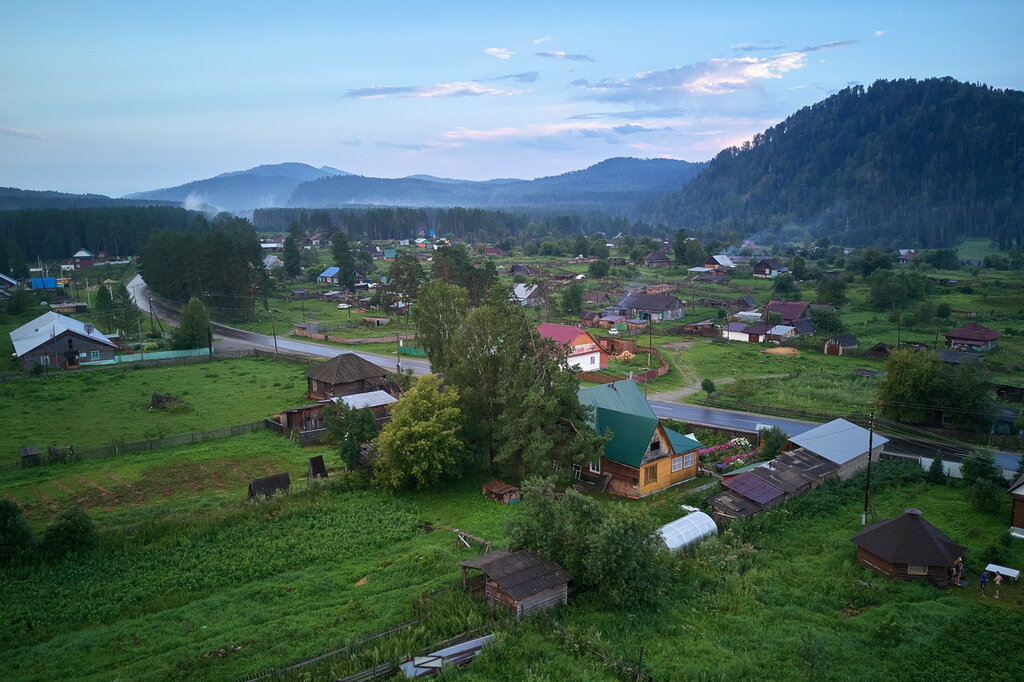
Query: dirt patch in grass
[[762, 346, 800, 355]]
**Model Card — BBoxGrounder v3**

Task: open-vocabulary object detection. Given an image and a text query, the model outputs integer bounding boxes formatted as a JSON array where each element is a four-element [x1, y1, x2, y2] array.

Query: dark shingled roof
[[850, 508, 966, 567], [723, 471, 784, 504], [792, 318, 817, 335], [617, 291, 684, 312], [304, 353, 387, 384], [827, 334, 859, 347], [459, 550, 572, 601], [944, 321, 999, 342]]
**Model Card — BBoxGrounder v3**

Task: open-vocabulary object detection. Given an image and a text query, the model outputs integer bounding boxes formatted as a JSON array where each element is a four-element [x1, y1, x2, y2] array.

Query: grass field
[[685, 371, 879, 415], [0, 356, 309, 452]]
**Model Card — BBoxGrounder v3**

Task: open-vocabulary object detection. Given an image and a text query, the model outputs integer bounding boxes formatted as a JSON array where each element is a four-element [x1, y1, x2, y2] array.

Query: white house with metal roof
[[782, 418, 888, 480], [10, 311, 117, 371]]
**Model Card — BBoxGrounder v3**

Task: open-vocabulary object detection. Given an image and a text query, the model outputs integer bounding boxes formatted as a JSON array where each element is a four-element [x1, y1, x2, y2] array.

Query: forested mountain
[[646, 78, 1024, 248], [125, 163, 350, 212], [0, 187, 178, 211], [288, 157, 704, 214]]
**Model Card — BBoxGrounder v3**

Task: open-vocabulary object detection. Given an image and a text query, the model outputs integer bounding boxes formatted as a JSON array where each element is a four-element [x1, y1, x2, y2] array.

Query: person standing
[[980, 570, 989, 595], [994, 572, 1003, 599], [953, 557, 964, 585]]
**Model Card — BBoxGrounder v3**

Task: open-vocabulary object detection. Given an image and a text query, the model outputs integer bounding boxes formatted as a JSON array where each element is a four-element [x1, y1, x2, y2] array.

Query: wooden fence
[[577, 347, 670, 385]]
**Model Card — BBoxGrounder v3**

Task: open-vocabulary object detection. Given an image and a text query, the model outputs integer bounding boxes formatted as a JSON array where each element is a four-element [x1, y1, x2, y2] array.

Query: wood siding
[[1012, 496, 1024, 530], [856, 548, 950, 584]]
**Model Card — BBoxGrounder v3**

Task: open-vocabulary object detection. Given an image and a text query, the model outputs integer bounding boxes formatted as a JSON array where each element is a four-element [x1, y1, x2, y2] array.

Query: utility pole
[[84, 277, 92, 307], [270, 309, 279, 354], [138, 319, 144, 363], [862, 412, 875, 525]]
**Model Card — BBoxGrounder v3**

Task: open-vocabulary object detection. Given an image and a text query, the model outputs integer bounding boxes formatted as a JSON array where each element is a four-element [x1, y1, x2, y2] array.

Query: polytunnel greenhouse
[[659, 511, 718, 554]]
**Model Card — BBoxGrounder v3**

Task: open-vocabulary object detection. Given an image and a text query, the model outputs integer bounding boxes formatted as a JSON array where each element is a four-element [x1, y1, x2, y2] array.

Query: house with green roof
[[578, 380, 703, 498]]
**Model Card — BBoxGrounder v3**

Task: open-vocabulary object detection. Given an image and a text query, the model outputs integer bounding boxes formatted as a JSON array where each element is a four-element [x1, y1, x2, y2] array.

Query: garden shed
[[1009, 475, 1024, 539], [850, 508, 965, 585], [659, 511, 717, 554], [459, 550, 572, 619], [482, 480, 520, 504]]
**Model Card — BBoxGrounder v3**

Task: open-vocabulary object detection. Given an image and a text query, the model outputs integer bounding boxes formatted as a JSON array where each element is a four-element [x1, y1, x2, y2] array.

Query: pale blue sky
[[1, 1, 1021, 196]]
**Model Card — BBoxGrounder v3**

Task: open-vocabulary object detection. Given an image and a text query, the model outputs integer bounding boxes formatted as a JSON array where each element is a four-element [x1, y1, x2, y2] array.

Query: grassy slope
[[0, 356, 309, 451]]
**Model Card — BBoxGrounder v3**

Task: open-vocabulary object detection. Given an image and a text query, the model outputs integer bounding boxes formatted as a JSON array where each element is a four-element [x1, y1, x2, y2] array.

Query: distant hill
[[0, 187, 179, 211], [124, 162, 351, 212], [645, 78, 1024, 248], [289, 157, 705, 214]]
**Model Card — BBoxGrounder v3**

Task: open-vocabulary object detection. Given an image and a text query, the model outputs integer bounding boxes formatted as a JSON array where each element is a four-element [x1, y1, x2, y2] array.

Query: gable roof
[[304, 352, 387, 384], [664, 427, 703, 453], [850, 508, 966, 566], [944, 322, 999, 342], [737, 295, 757, 307], [709, 254, 736, 268], [617, 291, 683, 312], [792, 318, 817, 335], [827, 334, 860, 347], [536, 323, 589, 346], [0, 272, 17, 287], [578, 380, 658, 468], [319, 266, 340, 278], [459, 550, 572, 600], [767, 325, 795, 336], [71, 248, 96, 258], [512, 283, 538, 301], [767, 300, 810, 321], [786, 418, 888, 466], [10, 311, 116, 357]]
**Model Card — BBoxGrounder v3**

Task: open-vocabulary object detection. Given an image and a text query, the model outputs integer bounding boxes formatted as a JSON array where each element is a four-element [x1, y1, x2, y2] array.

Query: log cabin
[[850, 508, 965, 585]]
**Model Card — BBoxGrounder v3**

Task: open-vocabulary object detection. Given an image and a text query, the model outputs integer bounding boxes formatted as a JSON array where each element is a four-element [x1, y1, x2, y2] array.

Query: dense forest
[[646, 78, 1024, 248], [138, 219, 264, 322], [0, 206, 207, 266], [0, 187, 177, 212]]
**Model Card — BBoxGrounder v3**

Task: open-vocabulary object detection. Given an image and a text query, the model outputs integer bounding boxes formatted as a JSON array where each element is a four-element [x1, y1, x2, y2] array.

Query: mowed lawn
[[0, 431, 335, 529], [0, 356, 310, 452]]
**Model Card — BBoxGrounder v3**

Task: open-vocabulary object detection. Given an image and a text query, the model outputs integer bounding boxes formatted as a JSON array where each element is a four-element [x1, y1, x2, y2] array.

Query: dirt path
[[647, 339, 794, 402]]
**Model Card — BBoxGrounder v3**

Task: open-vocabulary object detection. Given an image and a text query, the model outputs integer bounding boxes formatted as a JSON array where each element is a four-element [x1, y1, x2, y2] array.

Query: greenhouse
[[659, 511, 718, 554]]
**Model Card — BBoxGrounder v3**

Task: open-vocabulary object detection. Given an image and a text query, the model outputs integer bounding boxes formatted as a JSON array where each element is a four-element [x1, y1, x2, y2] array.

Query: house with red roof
[[536, 323, 608, 370], [944, 321, 1000, 351]]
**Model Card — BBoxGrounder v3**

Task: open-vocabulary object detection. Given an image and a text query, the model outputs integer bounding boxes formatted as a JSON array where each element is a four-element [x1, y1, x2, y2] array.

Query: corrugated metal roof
[[10, 311, 116, 357], [336, 390, 397, 409], [723, 471, 784, 504], [767, 325, 795, 336], [786, 418, 888, 466], [578, 380, 658, 468], [664, 427, 702, 453], [319, 266, 340, 277], [459, 550, 572, 601]]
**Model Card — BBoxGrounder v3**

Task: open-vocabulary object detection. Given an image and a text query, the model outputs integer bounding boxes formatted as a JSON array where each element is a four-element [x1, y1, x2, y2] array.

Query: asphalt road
[[126, 275, 431, 375]]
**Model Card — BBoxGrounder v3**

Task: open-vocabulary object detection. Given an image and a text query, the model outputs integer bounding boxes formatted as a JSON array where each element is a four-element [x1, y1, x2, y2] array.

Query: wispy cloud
[[341, 139, 363, 147], [872, 30, 886, 38], [343, 81, 526, 99], [535, 51, 595, 62], [1, 127, 46, 140], [568, 107, 694, 121], [442, 119, 676, 143], [375, 141, 432, 151], [533, 36, 552, 45], [479, 71, 539, 83], [730, 42, 783, 53], [484, 47, 515, 60], [574, 40, 855, 102]]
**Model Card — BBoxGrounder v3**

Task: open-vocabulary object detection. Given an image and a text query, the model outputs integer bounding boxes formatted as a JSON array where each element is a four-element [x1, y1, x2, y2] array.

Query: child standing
[[980, 570, 989, 595], [994, 572, 1003, 599]]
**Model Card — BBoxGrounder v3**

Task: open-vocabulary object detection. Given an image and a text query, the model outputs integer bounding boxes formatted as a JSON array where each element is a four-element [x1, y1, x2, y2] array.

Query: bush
[[924, 456, 947, 485], [967, 480, 1003, 514], [41, 507, 98, 558], [0, 499, 34, 563]]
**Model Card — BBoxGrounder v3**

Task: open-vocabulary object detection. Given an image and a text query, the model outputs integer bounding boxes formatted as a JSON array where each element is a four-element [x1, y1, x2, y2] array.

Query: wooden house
[[614, 291, 686, 321], [944, 322, 1000, 352], [304, 353, 390, 400], [482, 480, 520, 504], [10, 311, 117, 371], [850, 508, 965, 585], [536, 323, 609, 370], [642, 249, 673, 267], [723, 322, 767, 343], [1010, 475, 1024, 539], [705, 254, 736, 272], [577, 380, 703, 498], [318, 266, 341, 285], [752, 257, 787, 279], [766, 325, 797, 343], [766, 299, 810, 324], [459, 550, 572, 619], [867, 342, 893, 360], [583, 291, 612, 305], [512, 283, 542, 307], [824, 334, 860, 356]]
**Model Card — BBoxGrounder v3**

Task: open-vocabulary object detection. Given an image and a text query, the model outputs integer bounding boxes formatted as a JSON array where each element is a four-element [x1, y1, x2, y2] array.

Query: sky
[[2, 1, 1022, 197]]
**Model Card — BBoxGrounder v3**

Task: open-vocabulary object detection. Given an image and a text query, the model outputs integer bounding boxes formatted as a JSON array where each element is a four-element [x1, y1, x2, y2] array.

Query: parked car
[[337, 303, 352, 309], [608, 328, 620, 336]]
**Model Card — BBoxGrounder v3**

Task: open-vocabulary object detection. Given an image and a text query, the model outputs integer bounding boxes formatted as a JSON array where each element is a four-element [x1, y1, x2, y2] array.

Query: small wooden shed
[[1009, 475, 1024, 539], [850, 508, 965, 585], [824, 334, 860, 356], [482, 480, 520, 504], [459, 550, 572, 619]]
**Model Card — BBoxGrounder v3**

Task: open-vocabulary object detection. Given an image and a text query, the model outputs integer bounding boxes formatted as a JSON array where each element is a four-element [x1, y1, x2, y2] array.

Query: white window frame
[[683, 453, 695, 468], [589, 459, 601, 475], [671, 456, 683, 472], [89, 350, 100, 361], [38, 355, 50, 366]]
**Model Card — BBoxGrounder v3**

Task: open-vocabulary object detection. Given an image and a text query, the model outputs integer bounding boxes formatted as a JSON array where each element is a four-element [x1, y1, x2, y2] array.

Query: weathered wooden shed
[[1009, 475, 1024, 539], [850, 508, 966, 585], [459, 550, 572, 619], [482, 480, 520, 504]]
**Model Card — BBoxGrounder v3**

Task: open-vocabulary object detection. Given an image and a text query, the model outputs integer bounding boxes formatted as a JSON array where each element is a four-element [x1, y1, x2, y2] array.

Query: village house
[[766, 325, 797, 344], [896, 249, 917, 265], [10, 311, 117, 371], [824, 334, 860, 355], [751, 257, 787, 279], [642, 248, 673, 267], [583, 291, 612, 306], [766, 299, 810, 325], [577, 380, 703, 498], [1009, 475, 1024, 539], [613, 291, 685, 321], [722, 322, 767, 343], [318, 266, 341, 285], [850, 508, 965, 585], [60, 248, 98, 271], [303, 352, 391, 400], [782, 418, 888, 480], [512, 283, 543, 307], [791, 318, 816, 336], [705, 254, 737, 272], [944, 321, 1000, 352], [0, 272, 18, 298], [535, 323, 609, 371], [272, 390, 398, 436], [262, 255, 284, 274]]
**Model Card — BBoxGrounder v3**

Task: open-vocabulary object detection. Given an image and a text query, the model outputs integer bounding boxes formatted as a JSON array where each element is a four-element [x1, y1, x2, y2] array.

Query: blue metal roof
[[319, 266, 340, 278], [31, 277, 57, 290]]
